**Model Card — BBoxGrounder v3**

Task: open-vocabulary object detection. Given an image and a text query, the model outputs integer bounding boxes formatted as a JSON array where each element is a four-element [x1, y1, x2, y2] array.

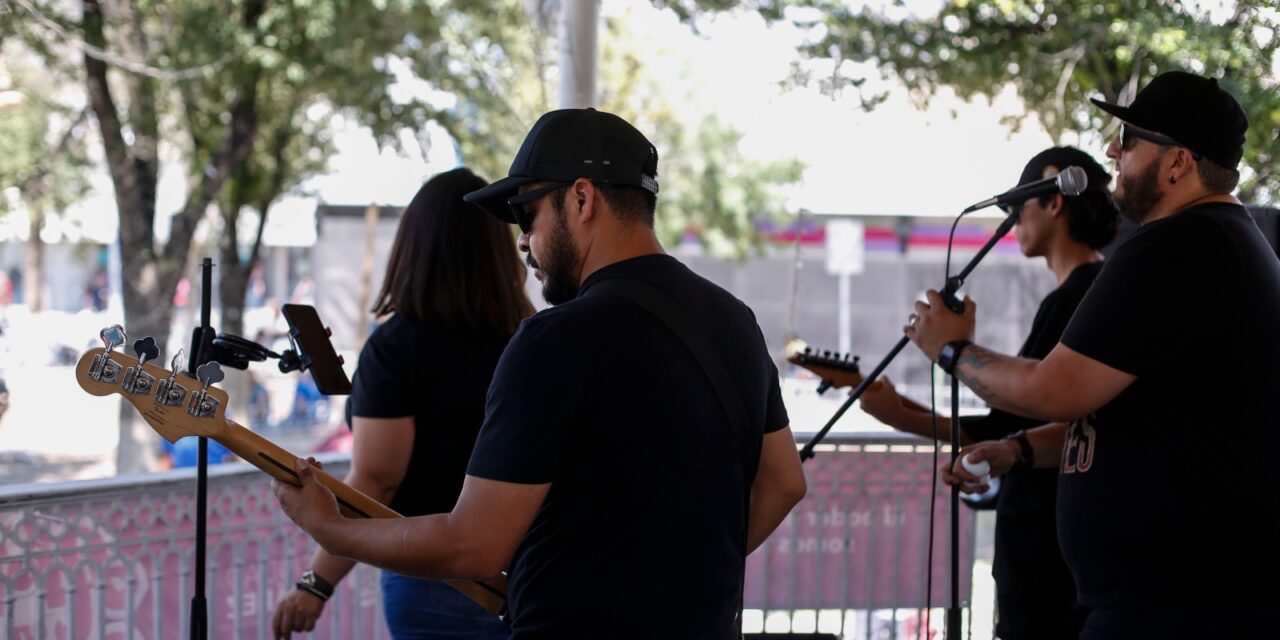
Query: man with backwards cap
[[861, 146, 1118, 640], [273, 108, 807, 638], [911, 71, 1280, 637]]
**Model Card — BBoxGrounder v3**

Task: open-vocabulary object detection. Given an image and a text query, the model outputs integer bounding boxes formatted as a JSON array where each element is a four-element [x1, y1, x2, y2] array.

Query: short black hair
[[1197, 156, 1240, 193], [553, 182, 657, 227], [1038, 184, 1120, 250]]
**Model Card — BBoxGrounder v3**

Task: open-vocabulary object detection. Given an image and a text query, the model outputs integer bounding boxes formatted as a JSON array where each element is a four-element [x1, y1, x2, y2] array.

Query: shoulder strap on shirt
[[590, 278, 753, 481], [592, 277, 755, 635]]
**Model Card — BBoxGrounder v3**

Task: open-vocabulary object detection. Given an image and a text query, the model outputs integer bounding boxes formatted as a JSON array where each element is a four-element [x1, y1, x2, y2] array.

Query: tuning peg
[[153, 348, 188, 407], [100, 325, 126, 353], [170, 349, 186, 376], [196, 362, 225, 389], [816, 379, 833, 395], [133, 337, 159, 365], [89, 325, 127, 382], [803, 346, 812, 355], [187, 361, 225, 418]]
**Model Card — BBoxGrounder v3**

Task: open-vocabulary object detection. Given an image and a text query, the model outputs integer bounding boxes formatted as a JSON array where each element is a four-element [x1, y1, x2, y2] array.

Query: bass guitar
[[74, 326, 509, 618]]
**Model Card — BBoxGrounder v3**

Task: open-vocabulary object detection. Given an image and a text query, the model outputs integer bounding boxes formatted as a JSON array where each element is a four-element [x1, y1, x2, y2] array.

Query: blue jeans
[[380, 572, 511, 640]]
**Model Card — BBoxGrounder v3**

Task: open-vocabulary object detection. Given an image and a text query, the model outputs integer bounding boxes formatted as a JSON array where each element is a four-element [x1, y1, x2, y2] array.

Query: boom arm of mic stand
[[799, 207, 1020, 461], [799, 336, 910, 461]]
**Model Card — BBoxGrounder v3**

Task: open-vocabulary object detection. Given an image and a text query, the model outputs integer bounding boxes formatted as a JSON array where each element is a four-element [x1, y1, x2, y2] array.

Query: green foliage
[[597, 11, 803, 257], [787, 0, 1280, 202], [0, 53, 90, 219], [413, 0, 556, 183], [408, 0, 805, 257], [167, 0, 447, 211], [9, 0, 803, 266], [651, 0, 789, 23]]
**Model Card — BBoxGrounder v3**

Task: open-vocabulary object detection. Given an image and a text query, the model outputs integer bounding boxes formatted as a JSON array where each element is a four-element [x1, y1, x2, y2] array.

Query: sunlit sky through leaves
[[52, 0, 1172, 247]]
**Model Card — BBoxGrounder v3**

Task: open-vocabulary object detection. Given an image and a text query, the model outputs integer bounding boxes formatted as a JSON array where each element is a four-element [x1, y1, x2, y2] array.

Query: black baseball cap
[[1014, 145, 1112, 198], [464, 108, 660, 223], [1090, 71, 1248, 170]]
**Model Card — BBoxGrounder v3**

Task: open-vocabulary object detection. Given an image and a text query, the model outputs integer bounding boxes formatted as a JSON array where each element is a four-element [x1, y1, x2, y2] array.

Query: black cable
[[923, 369, 938, 640], [926, 211, 969, 639]]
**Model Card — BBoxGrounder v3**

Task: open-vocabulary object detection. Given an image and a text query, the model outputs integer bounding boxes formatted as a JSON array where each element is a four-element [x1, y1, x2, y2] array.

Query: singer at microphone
[[865, 146, 1117, 640], [963, 164, 1089, 214], [909, 70, 1280, 639]]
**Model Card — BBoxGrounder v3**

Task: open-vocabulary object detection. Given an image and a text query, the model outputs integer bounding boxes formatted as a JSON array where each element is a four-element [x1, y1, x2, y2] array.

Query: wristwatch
[[296, 569, 334, 601], [937, 340, 973, 375], [1006, 429, 1034, 471]]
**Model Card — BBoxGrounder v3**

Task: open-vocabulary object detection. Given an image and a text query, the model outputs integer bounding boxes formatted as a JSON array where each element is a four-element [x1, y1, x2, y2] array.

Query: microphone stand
[[186, 257, 214, 640], [798, 206, 1021, 640], [180, 263, 351, 640]]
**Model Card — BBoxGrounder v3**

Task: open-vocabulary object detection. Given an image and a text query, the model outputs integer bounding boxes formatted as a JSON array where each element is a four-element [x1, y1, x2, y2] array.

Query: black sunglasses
[[999, 201, 1026, 217], [1121, 124, 1201, 160], [507, 182, 570, 234]]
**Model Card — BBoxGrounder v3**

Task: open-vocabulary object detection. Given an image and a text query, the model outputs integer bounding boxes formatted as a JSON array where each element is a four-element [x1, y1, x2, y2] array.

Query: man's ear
[[1167, 147, 1196, 185], [572, 178, 597, 223], [1046, 193, 1066, 218]]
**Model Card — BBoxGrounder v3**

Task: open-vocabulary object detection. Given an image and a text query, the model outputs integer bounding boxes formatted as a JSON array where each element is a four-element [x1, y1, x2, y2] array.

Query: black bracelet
[[295, 569, 335, 601], [1007, 429, 1034, 470], [295, 582, 330, 602]]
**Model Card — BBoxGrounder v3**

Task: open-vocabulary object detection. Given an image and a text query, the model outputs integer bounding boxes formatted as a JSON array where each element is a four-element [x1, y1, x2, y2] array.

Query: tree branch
[[83, 0, 156, 255], [161, 0, 267, 269], [82, 0, 130, 200]]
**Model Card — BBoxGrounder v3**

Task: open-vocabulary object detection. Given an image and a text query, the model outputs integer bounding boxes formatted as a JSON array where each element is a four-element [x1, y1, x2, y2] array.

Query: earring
[[1169, 176, 1176, 184]]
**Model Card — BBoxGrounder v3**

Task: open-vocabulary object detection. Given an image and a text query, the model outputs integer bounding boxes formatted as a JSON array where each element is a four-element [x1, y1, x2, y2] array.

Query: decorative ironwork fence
[[0, 437, 977, 640], [0, 454, 384, 640]]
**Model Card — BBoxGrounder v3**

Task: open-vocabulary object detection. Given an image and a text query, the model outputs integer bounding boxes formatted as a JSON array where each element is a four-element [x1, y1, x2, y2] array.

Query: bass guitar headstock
[[786, 339, 864, 394], [75, 325, 232, 443]]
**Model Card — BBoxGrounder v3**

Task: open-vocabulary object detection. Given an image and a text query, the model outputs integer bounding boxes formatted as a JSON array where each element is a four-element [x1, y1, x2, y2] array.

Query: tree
[[164, 1, 452, 340], [408, 0, 804, 257], [786, 0, 1280, 202], [5, 0, 804, 472], [2, 0, 448, 472], [0, 50, 91, 312], [596, 8, 804, 256]]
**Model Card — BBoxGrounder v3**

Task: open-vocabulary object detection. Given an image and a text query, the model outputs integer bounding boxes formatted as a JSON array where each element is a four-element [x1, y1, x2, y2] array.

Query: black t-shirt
[[467, 254, 789, 639], [1060, 202, 1280, 613], [349, 315, 510, 517], [959, 262, 1099, 638]]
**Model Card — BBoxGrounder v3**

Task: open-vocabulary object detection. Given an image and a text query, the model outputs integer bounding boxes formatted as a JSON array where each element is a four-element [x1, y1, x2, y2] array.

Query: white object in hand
[[961, 454, 991, 485]]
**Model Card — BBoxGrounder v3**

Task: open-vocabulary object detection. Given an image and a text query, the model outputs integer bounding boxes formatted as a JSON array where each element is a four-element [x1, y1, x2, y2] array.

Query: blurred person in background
[[0, 374, 9, 428], [271, 167, 533, 639]]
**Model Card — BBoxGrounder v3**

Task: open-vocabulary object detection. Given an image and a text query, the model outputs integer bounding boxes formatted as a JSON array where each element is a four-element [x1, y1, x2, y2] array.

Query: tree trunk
[[116, 248, 177, 474], [24, 212, 43, 311], [218, 265, 249, 338], [83, 0, 264, 474]]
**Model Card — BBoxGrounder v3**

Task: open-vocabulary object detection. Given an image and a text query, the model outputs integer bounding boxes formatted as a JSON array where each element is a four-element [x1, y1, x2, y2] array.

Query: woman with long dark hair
[[272, 167, 532, 639]]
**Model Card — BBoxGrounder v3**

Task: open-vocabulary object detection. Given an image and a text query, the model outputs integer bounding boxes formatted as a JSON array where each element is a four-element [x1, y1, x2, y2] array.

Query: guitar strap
[[592, 278, 755, 635]]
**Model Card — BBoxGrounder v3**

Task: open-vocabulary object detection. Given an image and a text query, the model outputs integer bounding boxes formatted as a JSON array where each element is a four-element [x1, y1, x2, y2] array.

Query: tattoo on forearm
[[955, 345, 1000, 402]]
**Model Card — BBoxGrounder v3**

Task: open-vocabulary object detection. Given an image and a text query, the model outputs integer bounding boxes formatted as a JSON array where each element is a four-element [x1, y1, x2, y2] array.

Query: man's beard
[[529, 208, 581, 305], [1116, 158, 1163, 224]]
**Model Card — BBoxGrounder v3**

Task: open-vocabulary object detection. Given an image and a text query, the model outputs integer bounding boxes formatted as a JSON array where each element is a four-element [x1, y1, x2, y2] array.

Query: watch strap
[[938, 339, 973, 375], [296, 570, 334, 601], [1007, 429, 1034, 470]]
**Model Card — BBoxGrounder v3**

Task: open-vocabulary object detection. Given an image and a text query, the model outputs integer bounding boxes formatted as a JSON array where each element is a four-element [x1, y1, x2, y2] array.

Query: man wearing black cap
[[911, 71, 1280, 637], [273, 108, 807, 638], [861, 146, 1117, 640]]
